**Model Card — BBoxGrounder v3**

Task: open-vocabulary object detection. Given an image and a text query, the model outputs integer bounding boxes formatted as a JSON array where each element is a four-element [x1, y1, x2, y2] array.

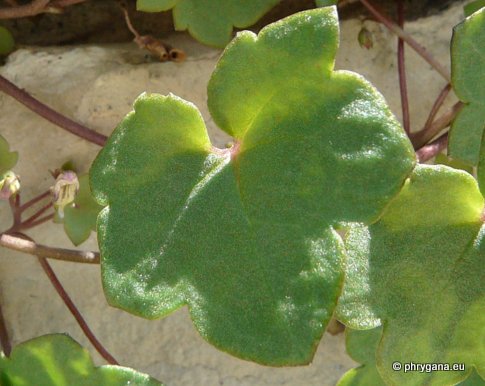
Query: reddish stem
[[0, 0, 48, 19], [21, 202, 53, 226], [52, 0, 87, 6], [0, 75, 107, 146], [410, 101, 463, 149], [0, 302, 12, 356], [37, 256, 119, 364], [397, 0, 410, 135], [0, 0, 87, 19], [416, 132, 448, 162], [8, 195, 21, 228], [422, 83, 452, 135], [22, 213, 55, 230], [18, 190, 51, 213], [358, 0, 450, 81]]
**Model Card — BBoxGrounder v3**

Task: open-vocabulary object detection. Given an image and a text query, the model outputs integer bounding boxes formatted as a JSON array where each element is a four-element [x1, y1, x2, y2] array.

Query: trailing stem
[[0, 75, 107, 146], [397, 0, 410, 135], [36, 255, 118, 364], [359, 0, 450, 82], [411, 102, 463, 149], [416, 132, 448, 163], [0, 0, 87, 19], [0, 234, 100, 264], [422, 83, 452, 136]]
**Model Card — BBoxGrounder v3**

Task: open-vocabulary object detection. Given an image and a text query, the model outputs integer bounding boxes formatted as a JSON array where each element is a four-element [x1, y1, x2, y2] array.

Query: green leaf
[[0, 135, 18, 175], [0, 26, 14, 56], [460, 371, 485, 386], [434, 153, 474, 175], [338, 327, 485, 386], [59, 174, 103, 246], [337, 327, 386, 386], [136, 0, 280, 48], [90, 9, 415, 365], [464, 0, 485, 17], [337, 164, 485, 385], [448, 8, 485, 165], [0, 334, 163, 385], [316, 0, 337, 6]]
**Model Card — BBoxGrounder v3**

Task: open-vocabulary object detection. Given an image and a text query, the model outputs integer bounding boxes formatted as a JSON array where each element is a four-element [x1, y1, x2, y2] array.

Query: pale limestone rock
[[0, 3, 465, 385]]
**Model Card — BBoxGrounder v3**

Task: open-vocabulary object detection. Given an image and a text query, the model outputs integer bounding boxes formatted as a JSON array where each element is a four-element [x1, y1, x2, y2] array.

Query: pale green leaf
[[90, 9, 415, 365], [448, 8, 485, 165], [0, 334, 163, 385], [136, 0, 280, 47], [59, 174, 103, 246], [338, 327, 485, 386], [337, 164, 485, 385], [0, 135, 18, 175]]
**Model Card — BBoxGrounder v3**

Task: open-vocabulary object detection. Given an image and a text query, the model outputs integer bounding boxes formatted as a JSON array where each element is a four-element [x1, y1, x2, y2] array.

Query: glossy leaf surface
[[448, 8, 485, 165], [337, 164, 485, 385], [90, 8, 415, 365], [337, 327, 385, 386], [0, 334, 163, 386], [136, 0, 280, 47], [57, 174, 102, 246], [0, 135, 18, 175]]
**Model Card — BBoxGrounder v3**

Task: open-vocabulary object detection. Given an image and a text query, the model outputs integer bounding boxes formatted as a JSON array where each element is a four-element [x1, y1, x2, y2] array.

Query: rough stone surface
[[0, 3, 465, 385]]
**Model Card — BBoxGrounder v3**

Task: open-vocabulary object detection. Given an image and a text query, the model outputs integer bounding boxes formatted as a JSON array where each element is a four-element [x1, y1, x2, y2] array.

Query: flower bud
[[0, 171, 20, 200], [358, 27, 374, 49], [51, 170, 79, 219]]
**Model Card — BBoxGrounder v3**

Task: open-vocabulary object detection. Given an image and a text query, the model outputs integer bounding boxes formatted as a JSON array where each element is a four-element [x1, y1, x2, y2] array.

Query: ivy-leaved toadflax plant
[[89, 6, 415, 366]]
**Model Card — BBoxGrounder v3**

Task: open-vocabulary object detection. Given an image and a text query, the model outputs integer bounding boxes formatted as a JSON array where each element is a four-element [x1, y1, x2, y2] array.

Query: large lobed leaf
[[448, 7, 485, 165], [0, 334, 163, 385], [90, 7, 415, 365], [136, 0, 280, 47], [337, 164, 485, 385]]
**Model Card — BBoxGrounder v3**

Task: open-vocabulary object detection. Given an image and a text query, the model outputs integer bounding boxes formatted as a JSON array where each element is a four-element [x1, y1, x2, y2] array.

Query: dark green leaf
[[0, 135, 18, 175], [0, 334, 163, 385], [448, 8, 485, 165], [337, 164, 485, 385], [434, 153, 474, 175], [0, 27, 14, 56], [460, 371, 485, 386], [90, 9, 415, 365], [316, 0, 337, 6], [136, 0, 280, 47], [61, 174, 103, 246], [464, 0, 485, 17]]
